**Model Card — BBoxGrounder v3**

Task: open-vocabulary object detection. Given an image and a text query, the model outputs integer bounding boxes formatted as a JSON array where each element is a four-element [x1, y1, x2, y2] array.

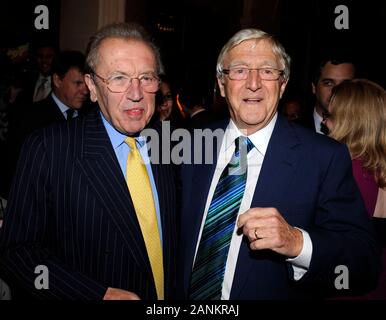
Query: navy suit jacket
[[180, 115, 380, 299], [0, 109, 177, 299]]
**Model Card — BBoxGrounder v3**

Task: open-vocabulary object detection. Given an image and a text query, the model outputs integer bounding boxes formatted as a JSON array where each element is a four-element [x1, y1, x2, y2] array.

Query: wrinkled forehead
[[229, 38, 274, 53], [96, 37, 156, 70], [98, 37, 154, 58], [225, 38, 280, 66]]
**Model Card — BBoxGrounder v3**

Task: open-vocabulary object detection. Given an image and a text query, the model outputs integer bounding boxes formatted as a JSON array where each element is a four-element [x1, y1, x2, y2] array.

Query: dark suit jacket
[[1, 95, 96, 199], [1, 95, 65, 198], [6, 94, 65, 150], [179, 115, 380, 299], [299, 109, 319, 132], [186, 110, 213, 130], [13, 72, 40, 108], [0, 109, 177, 299], [26, 94, 66, 127]]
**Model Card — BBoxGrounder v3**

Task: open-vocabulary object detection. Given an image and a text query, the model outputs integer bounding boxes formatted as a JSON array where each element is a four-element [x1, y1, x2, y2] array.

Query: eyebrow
[[109, 70, 157, 77], [228, 59, 279, 68]]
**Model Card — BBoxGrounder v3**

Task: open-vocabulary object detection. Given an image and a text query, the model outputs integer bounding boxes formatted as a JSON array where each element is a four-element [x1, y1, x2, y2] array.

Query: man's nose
[[246, 69, 262, 91], [126, 78, 144, 101]]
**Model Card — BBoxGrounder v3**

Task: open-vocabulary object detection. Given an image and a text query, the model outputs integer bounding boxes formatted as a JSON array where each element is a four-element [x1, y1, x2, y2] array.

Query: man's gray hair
[[85, 22, 164, 75], [216, 28, 291, 81]]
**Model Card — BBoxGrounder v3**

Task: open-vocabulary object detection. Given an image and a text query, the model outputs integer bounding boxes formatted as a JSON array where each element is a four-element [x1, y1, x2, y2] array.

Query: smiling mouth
[[243, 98, 263, 103]]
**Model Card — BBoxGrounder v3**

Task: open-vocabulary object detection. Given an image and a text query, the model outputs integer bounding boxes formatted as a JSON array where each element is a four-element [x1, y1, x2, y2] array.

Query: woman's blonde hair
[[329, 79, 386, 188]]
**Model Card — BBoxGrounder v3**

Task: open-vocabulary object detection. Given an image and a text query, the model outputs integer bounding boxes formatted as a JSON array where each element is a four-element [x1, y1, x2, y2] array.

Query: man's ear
[[217, 77, 226, 97], [312, 82, 316, 95], [85, 74, 98, 102], [279, 79, 288, 99], [52, 73, 61, 90]]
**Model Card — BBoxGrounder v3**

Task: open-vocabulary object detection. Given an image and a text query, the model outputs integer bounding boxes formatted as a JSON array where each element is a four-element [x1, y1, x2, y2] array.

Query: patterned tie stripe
[[189, 136, 253, 300]]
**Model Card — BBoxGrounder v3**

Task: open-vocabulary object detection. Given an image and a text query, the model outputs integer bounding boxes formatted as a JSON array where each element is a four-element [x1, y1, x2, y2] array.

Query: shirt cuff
[[286, 228, 313, 281]]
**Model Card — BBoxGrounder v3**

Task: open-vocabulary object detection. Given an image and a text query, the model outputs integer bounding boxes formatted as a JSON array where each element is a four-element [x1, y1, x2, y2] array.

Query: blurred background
[[0, 0, 385, 118]]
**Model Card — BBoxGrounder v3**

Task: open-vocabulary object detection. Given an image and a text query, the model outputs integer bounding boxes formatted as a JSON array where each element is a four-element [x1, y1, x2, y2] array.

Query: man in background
[[302, 55, 355, 134], [178, 84, 213, 130], [1, 50, 89, 199]]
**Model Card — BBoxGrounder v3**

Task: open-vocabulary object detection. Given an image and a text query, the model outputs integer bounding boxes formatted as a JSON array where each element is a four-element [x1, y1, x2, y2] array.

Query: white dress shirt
[[313, 109, 324, 135], [193, 113, 313, 300]]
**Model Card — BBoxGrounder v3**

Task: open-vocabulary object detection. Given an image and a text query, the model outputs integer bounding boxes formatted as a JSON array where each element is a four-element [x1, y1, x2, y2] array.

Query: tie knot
[[125, 137, 138, 151], [66, 108, 74, 120], [320, 122, 329, 135], [235, 136, 254, 155]]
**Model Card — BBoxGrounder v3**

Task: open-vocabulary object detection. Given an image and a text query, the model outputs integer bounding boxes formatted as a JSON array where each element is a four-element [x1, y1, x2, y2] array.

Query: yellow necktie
[[125, 137, 164, 300]]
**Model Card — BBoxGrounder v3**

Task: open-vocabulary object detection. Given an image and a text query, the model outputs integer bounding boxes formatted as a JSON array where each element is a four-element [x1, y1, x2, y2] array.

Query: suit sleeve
[[299, 143, 381, 296], [0, 131, 107, 299]]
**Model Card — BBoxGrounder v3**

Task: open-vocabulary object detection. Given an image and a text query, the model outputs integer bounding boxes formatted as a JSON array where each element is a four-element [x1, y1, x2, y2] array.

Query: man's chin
[[123, 122, 148, 135]]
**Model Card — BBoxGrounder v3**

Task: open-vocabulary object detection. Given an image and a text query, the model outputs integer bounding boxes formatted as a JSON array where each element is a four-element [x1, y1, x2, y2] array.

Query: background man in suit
[[23, 50, 89, 131], [178, 84, 213, 130], [1, 50, 89, 199], [0, 23, 176, 300], [32, 44, 57, 103], [302, 56, 356, 134], [12, 43, 57, 107], [179, 28, 379, 299]]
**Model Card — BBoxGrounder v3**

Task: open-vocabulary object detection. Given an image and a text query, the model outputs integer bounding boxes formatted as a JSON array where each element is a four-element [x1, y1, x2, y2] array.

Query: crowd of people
[[0, 22, 385, 300]]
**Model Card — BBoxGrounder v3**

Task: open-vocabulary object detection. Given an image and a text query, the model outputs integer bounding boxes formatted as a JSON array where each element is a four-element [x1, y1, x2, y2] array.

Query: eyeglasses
[[322, 111, 332, 121], [222, 67, 284, 81], [92, 72, 160, 93]]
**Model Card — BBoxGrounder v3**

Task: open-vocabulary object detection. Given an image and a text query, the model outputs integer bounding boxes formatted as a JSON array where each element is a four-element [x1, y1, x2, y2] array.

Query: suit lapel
[[76, 111, 152, 276], [230, 116, 301, 298], [45, 95, 67, 122]]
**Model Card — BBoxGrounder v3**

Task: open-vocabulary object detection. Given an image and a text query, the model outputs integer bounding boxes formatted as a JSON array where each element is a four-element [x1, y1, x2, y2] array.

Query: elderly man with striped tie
[[179, 28, 380, 300]]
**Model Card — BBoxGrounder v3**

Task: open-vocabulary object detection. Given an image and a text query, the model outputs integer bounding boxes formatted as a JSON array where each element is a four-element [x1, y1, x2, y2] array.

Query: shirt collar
[[100, 112, 145, 149], [225, 113, 277, 156], [51, 92, 70, 114], [313, 108, 323, 133]]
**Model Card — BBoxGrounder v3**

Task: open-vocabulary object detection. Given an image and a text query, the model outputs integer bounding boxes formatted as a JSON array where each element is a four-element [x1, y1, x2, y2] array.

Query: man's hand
[[103, 287, 141, 300], [237, 207, 303, 258]]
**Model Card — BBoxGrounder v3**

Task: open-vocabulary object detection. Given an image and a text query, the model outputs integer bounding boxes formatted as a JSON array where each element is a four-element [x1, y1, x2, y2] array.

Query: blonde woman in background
[[323, 78, 386, 299]]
